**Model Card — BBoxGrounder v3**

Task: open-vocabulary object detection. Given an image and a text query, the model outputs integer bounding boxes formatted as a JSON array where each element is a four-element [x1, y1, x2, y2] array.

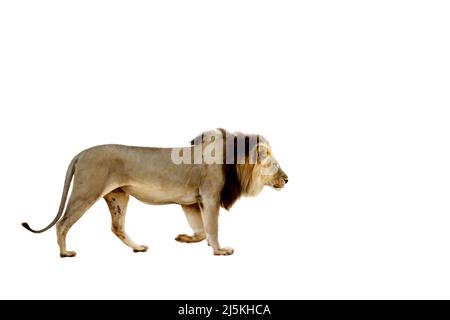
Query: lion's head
[[191, 129, 288, 210]]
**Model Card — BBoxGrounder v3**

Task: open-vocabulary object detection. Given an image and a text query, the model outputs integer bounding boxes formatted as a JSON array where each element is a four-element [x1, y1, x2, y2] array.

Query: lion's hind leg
[[56, 192, 99, 258], [104, 188, 148, 253], [175, 204, 206, 243]]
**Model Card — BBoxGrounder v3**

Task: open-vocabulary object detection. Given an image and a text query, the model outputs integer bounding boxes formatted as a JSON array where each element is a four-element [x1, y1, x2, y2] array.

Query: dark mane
[[220, 161, 242, 210], [190, 128, 259, 210], [218, 128, 242, 210]]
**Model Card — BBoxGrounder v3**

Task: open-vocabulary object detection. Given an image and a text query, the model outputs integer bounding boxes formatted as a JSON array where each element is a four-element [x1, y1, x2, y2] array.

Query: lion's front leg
[[200, 198, 234, 256]]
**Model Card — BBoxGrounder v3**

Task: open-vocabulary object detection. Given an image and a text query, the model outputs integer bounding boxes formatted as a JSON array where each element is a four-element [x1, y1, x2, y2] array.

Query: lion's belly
[[122, 184, 198, 205]]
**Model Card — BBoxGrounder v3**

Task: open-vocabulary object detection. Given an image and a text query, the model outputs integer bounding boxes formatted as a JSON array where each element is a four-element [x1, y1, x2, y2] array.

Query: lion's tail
[[21, 154, 79, 233]]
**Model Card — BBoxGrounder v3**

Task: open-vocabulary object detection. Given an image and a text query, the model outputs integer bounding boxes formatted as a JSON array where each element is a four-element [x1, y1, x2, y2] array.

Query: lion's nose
[[284, 177, 288, 184]]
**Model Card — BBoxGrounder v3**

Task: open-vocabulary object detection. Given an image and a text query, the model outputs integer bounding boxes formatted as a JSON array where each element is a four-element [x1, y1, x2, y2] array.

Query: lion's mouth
[[272, 184, 285, 189]]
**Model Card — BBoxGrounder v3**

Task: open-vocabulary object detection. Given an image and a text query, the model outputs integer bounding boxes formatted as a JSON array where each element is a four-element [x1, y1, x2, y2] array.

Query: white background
[[0, 1, 449, 299]]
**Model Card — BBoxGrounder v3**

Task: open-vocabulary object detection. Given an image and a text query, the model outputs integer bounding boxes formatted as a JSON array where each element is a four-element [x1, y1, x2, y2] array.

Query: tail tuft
[[22, 222, 34, 232]]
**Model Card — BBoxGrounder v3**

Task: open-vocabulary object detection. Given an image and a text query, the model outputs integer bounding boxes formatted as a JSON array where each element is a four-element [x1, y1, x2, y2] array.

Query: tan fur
[[22, 129, 288, 257]]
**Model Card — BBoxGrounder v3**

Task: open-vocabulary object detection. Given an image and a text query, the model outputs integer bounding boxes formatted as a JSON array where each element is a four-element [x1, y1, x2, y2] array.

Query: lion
[[22, 128, 288, 257]]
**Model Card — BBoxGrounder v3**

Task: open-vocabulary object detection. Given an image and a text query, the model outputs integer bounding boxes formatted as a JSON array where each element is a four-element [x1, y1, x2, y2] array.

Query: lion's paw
[[133, 245, 148, 253], [60, 251, 77, 258], [175, 233, 206, 243], [175, 234, 191, 242], [213, 247, 234, 256]]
